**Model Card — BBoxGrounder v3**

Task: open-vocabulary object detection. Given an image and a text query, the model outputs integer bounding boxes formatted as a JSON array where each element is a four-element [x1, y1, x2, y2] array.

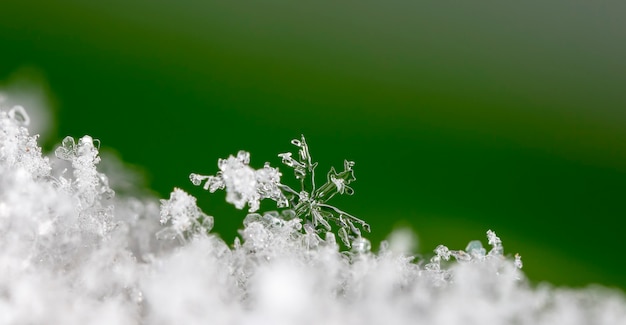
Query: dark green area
[[1, 1, 625, 289]]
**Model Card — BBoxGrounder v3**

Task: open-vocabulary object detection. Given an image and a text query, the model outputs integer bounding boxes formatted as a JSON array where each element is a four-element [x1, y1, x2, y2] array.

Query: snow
[[0, 103, 625, 324]]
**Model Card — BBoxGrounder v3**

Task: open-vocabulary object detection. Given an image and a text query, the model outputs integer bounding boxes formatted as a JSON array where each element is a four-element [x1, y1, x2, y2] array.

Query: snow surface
[[0, 103, 625, 325]]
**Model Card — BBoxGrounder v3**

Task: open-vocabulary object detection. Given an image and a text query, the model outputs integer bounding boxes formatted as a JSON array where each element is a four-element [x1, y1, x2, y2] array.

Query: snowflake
[[277, 136, 369, 248]]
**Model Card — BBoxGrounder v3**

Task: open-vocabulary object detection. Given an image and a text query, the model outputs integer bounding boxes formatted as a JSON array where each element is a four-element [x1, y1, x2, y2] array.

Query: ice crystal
[[278, 135, 370, 247]]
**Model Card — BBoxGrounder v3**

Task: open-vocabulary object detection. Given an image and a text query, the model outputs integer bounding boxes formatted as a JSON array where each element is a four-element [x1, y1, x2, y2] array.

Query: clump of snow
[[156, 188, 213, 243], [190, 150, 287, 212], [0, 103, 625, 324]]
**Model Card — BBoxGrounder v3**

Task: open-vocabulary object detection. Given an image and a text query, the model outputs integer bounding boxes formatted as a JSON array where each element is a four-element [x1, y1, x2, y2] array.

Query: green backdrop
[[1, 1, 625, 289]]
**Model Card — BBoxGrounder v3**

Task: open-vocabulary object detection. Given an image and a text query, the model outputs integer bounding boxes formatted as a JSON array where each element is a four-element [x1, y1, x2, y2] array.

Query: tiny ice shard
[[55, 136, 76, 160]]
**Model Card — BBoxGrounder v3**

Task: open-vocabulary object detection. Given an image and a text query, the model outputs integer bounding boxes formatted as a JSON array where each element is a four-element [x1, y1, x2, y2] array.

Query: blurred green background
[[1, 1, 625, 289]]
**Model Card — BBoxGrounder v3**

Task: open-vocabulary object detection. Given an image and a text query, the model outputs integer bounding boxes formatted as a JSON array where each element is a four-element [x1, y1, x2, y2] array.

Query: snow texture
[[0, 103, 625, 325]]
